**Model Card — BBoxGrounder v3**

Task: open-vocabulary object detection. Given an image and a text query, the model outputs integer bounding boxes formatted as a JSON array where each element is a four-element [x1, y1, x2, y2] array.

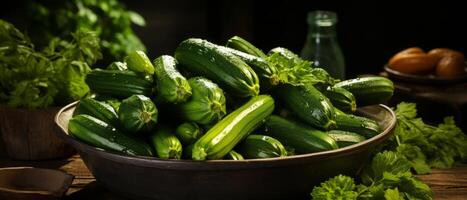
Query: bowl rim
[[54, 102, 396, 170], [383, 64, 467, 84]]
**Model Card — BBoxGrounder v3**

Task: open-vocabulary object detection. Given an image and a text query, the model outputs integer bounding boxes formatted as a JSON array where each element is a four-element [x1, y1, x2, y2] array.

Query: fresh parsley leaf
[[266, 48, 338, 87], [391, 102, 467, 172], [311, 175, 358, 200], [311, 151, 433, 200], [394, 102, 417, 119], [26, 0, 146, 61], [0, 19, 101, 108], [396, 144, 431, 174], [398, 174, 432, 200], [384, 188, 404, 200], [361, 151, 411, 185]]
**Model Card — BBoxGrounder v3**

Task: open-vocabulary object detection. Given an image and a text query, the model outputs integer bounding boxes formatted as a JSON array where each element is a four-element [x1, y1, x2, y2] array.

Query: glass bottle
[[301, 10, 345, 79]]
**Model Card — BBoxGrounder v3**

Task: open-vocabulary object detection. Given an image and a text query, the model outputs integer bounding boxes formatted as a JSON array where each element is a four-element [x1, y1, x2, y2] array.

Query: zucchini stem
[[192, 146, 208, 160], [324, 120, 337, 130], [139, 111, 152, 123]]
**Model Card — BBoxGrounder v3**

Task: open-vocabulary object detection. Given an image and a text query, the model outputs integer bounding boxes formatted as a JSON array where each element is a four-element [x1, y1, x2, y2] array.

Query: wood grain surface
[[0, 106, 75, 160]]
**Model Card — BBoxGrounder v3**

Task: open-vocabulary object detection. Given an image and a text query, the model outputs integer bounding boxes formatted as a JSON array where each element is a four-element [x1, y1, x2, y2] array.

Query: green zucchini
[[334, 76, 394, 106], [221, 46, 279, 91], [226, 36, 267, 58], [237, 134, 287, 159], [73, 98, 119, 128], [275, 84, 336, 130], [224, 150, 244, 160], [175, 38, 260, 97], [322, 86, 356, 113], [118, 95, 158, 134], [175, 122, 203, 145], [177, 77, 226, 125], [107, 61, 128, 71], [334, 108, 380, 138], [68, 114, 154, 156], [124, 50, 155, 75], [327, 130, 366, 148], [192, 95, 275, 160], [85, 69, 153, 99], [151, 127, 183, 159], [264, 115, 338, 154], [153, 55, 192, 103]]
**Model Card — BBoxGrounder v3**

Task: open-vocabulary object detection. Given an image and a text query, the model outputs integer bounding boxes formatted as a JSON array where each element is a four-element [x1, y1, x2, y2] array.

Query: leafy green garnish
[[311, 175, 358, 200], [359, 151, 432, 200], [383, 188, 404, 200], [311, 151, 432, 200], [388, 102, 467, 173], [266, 47, 339, 87], [26, 0, 145, 62], [0, 19, 101, 108], [311, 101, 467, 200]]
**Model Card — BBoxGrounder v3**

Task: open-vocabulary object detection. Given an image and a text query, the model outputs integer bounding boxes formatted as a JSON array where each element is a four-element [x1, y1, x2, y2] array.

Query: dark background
[[127, 0, 467, 78], [1, 0, 466, 78]]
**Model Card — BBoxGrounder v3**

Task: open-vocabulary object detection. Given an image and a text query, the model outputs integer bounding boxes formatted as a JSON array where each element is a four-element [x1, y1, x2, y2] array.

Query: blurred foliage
[[26, 0, 146, 63]]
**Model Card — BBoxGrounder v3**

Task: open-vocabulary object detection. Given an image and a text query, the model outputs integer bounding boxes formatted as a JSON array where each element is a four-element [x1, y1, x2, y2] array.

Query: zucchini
[[334, 76, 394, 106], [118, 95, 158, 134], [322, 86, 356, 113], [124, 50, 155, 75], [264, 115, 338, 154], [327, 130, 366, 148], [73, 98, 120, 128], [192, 95, 275, 160], [221, 46, 279, 91], [237, 134, 287, 159], [177, 77, 226, 125], [151, 127, 183, 159], [224, 150, 244, 160], [86, 69, 153, 99], [334, 108, 380, 138], [175, 122, 203, 145], [68, 114, 154, 156], [175, 38, 260, 97], [153, 55, 192, 103], [107, 61, 128, 71], [275, 84, 336, 130], [226, 36, 267, 58]]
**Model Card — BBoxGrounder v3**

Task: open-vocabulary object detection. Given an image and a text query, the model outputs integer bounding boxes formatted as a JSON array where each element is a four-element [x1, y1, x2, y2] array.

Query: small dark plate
[[384, 64, 467, 85], [0, 167, 74, 200]]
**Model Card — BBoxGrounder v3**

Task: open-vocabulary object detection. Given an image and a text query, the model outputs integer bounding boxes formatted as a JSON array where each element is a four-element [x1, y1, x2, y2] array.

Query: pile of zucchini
[[68, 36, 394, 161]]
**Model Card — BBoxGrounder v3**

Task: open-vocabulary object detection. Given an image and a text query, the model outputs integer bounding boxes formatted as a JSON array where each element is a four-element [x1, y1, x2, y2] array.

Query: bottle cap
[[307, 10, 338, 26]]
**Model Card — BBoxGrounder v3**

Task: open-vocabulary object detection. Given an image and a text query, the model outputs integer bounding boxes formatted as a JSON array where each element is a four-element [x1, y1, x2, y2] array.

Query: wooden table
[[1, 155, 466, 200]]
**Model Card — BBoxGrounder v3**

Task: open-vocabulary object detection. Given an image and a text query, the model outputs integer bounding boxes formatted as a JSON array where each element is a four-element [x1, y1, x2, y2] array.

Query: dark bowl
[[384, 64, 467, 85], [55, 102, 396, 200]]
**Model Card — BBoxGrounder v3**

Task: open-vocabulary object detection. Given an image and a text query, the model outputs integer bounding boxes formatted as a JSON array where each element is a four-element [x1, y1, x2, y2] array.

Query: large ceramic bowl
[[55, 102, 396, 200]]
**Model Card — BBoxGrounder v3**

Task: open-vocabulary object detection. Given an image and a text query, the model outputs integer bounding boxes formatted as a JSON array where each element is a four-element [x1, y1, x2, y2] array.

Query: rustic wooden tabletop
[[0, 155, 466, 200]]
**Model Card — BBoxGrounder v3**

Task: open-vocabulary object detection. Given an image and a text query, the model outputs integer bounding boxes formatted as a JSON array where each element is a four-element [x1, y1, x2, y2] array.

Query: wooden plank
[[417, 165, 467, 200]]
